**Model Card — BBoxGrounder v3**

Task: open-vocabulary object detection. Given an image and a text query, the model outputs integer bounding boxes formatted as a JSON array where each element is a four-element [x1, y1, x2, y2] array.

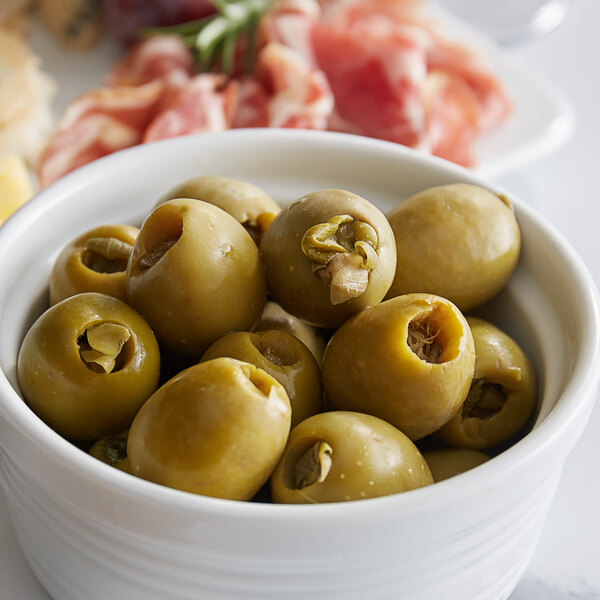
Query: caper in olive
[[128, 358, 291, 500], [386, 183, 521, 312], [270, 411, 433, 503], [88, 429, 131, 472], [254, 301, 326, 366], [126, 198, 267, 356], [436, 317, 537, 449], [201, 329, 322, 427], [17, 292, 161, 440], [322, 293, 475, 440], [49, 224, 139, 305], [157, 175, 280, 245], [260, 189, 397, 328], [422, 448, 489, 482]]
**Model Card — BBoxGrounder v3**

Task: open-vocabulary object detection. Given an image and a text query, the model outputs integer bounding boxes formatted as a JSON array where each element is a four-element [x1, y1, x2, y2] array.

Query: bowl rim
[[0, 128, 599, 521]]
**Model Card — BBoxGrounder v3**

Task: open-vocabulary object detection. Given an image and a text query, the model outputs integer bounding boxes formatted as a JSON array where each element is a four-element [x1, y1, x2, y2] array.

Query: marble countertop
[[1, 1, 599, 598]]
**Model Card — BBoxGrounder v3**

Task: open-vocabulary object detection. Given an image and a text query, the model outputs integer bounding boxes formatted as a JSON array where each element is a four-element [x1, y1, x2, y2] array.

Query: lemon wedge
[[0, 155, 34, 225]]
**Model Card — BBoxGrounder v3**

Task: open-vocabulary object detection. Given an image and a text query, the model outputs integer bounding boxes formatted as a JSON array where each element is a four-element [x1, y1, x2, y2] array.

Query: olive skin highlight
[[128, 358, 292, 501], [260, 189, 397, 328], [386, 183, 521, 312], [322, 293, 476, 440], [126, 198, 267, 356], [17, 292, 161, 441], [271, 411, 433, 504]]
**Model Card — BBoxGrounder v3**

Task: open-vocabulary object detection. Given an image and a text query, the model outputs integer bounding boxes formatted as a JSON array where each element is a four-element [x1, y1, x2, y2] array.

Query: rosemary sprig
[[142, 0, 275, 74]]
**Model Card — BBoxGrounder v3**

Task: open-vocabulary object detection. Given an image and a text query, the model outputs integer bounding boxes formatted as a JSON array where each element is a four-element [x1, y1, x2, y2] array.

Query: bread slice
[[0, 28, 56, 166]]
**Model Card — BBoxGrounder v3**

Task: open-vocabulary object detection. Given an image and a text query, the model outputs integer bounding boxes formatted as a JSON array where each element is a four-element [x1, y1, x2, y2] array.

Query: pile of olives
[[17, 175, 537, 503]]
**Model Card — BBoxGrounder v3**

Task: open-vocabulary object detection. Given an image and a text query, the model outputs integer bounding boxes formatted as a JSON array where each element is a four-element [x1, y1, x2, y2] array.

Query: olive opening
[[240, 364, 274, 397], [82, 237, 133, 274], [78, 322, 133, 373], [462, 379, 507, 419], [242, 212, 275, 244], [284, 439, 333, 490], [252, 331, 298, 367], [407, 316, 443, 363], [136, 207, 183, 271], [102, 432, 128, 464]]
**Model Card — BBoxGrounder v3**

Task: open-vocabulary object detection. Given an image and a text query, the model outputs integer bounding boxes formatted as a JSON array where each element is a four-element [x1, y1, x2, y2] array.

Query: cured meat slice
[[427, 41, 512, 133], [143, 74, 237, 142], [254, 42, 333, 129], [422, 70, 479, 167], [308, 0, 511, 164], [311, 17, 427, 148], [264, 0, 429, 145], [231, 77, 270, 128], [38, 0, 513, 187], [38, 81, 163, 187], [107, 34, 194, 87], [259, 0, 321, 61]]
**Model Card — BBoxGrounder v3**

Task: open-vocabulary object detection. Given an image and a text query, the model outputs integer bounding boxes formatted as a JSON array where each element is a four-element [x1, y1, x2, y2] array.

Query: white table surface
[[1, 1, 599, 598], [498, 1, 600, 596]]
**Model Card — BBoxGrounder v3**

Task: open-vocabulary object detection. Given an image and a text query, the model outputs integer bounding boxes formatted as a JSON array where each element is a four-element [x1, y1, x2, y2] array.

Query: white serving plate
[[434, 7, 576, 178]]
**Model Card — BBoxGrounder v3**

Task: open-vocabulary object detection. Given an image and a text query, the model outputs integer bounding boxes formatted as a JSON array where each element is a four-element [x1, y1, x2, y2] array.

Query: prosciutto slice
[[38, 81, 163, 187], [422, 70, 480, 166], [254, 42, 333, 129], [427, 40, 512, 134], [261, 0, 511, 165], [144, 74, 238, 142], [311, 16, 427, 148], [107, 34, 194, 87], [231, 77, 271, 128], [38, 35, 196, 187], [38, 0, 513, 186], [259, 0, 320, 60]]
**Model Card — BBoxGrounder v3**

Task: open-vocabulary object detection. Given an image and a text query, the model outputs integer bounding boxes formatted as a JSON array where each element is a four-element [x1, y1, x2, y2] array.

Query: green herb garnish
[[143, 0, 275, 74]]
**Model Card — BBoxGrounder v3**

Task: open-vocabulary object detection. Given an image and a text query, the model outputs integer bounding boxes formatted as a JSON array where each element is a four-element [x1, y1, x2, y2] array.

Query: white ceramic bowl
[[0, 129, 598, 600]]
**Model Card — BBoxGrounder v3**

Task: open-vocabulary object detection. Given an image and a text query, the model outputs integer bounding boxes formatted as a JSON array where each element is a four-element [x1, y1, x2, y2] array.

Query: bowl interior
[[0, 129, 597, 508]]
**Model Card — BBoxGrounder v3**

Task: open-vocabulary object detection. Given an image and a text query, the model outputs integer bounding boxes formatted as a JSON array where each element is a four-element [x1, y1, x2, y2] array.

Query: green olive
[[126, 198, 267, 356], [386, 183, 521, 312], [436, 317, 537, 449], [270, 411, 433, 503], [201, 329, 322, 428], [128, 357, 292, 500], [157, 175, 280, 245], [422, 448, 489, 482], [88, 430, 131, 472], [17, 292, 161, 440], [49, 224, 139, 305], [322, 293, 475, 440], [260, 189, 397, 328], [253, 301, 326, 367]]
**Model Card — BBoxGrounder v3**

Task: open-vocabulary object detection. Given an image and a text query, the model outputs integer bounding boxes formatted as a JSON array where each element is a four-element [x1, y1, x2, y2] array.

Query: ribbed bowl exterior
[[0, 443, 562, 600], [0, 131, 598, 600]]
